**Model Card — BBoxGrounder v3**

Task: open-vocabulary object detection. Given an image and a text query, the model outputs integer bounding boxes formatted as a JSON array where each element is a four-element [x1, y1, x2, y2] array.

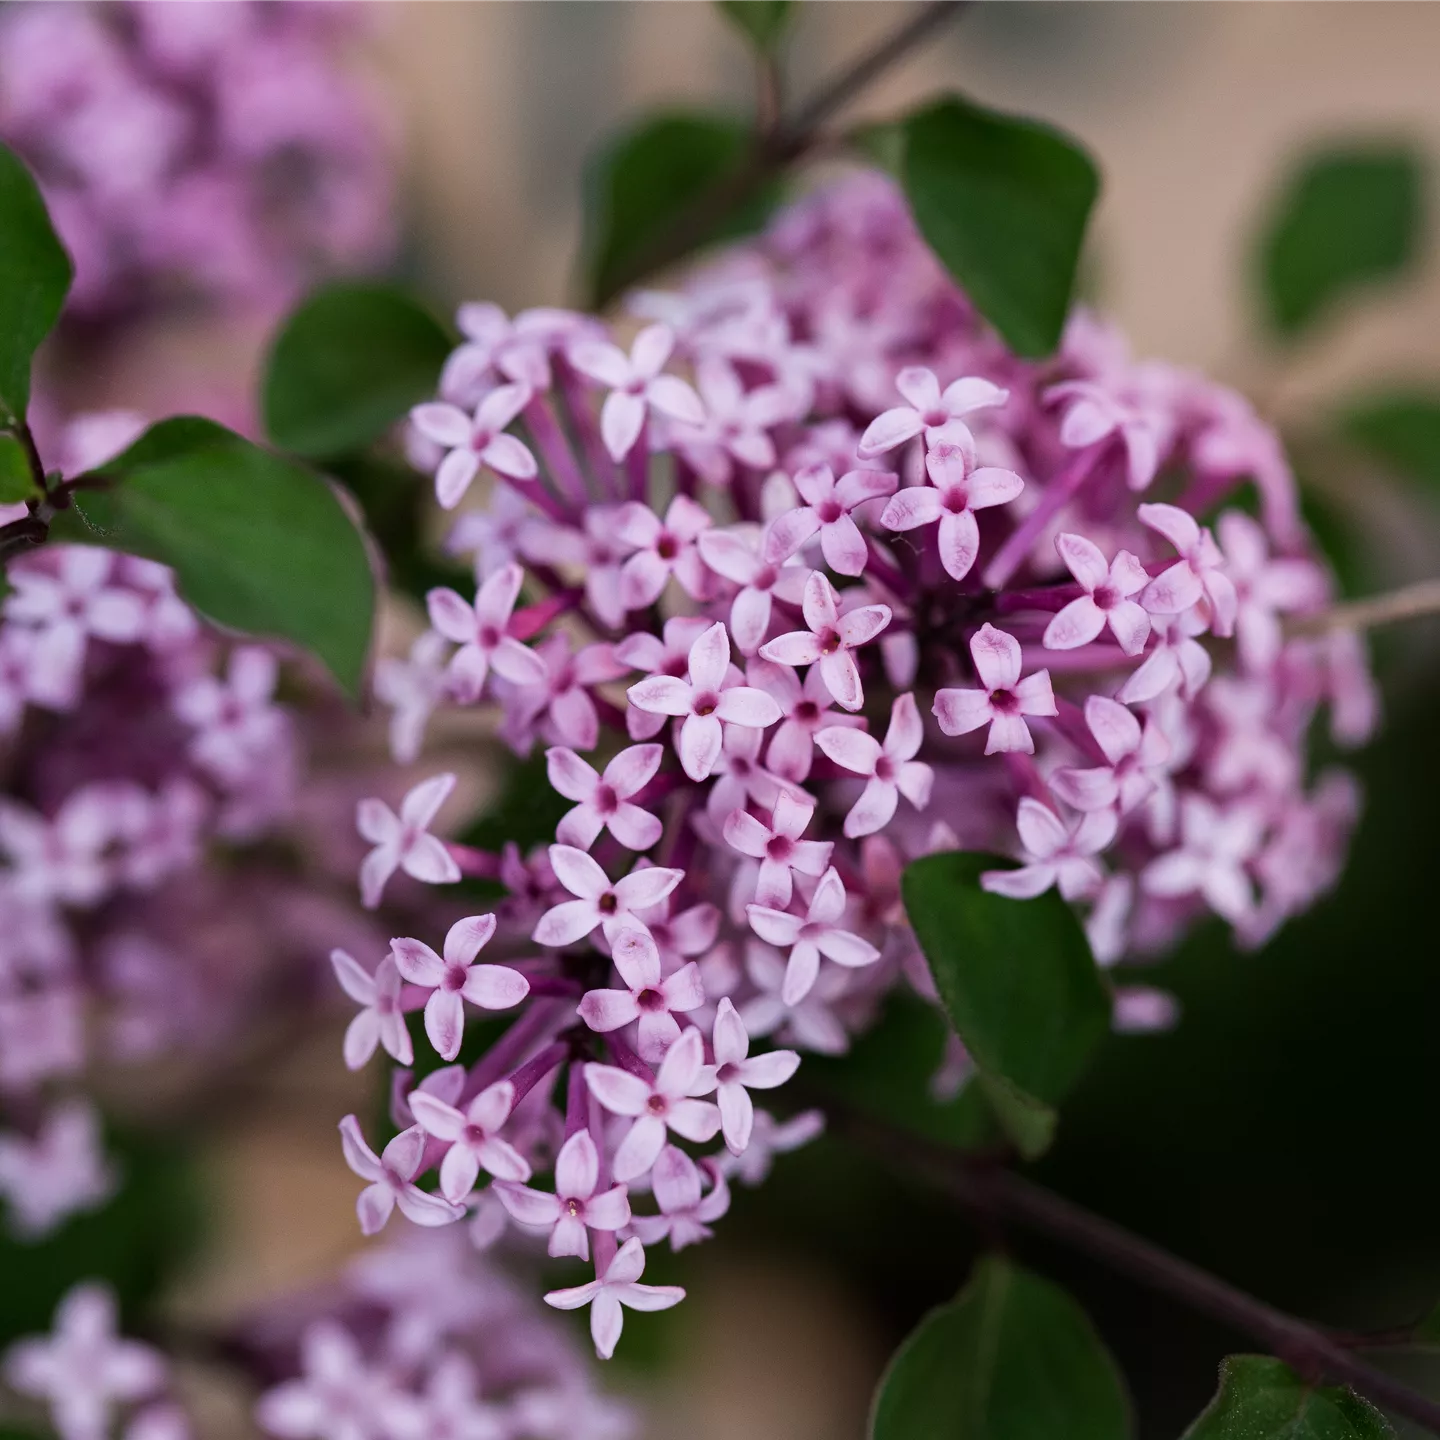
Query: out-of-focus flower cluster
[[0, 416, 361, 1243], [336, 169, 1377, 1357], [2, 1231, 637, 1440], [0, 0, 394, 325]]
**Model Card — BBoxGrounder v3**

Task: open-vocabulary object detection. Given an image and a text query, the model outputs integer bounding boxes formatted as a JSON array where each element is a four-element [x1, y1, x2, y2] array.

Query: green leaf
[[870, 1254, 1131, 1440], [0, 432, 39, 502], [262, 282, 453, 460], [900, 95, 1100, 357], [1183, 1357, 1393, 1440], [717, 0, 794, 52], [1341, 391, 1440, 490], [50, 417, 376, 696], [900, 851, 1109, 1156], [1258, 145, 1424, 340], [0, 142, 72, 421], [583, 112, 776, 307]]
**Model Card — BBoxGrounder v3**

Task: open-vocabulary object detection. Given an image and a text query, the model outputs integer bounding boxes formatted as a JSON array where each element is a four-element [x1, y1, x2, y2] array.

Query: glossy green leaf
[[50, 417, 376, 697], [901, 851, 1109, 1155], [0, 432, 39, 503], [901, 95, 1099, 357], [1183, 1357, 1393, 1440], [583, 112, 775, 307], [1341, 391, 1440, 490], [0, 142, 72, 420], [871, 1254, 1131, 1440], [1258, 145, 1423, 340], [262, 282, 453, 460], [717, 0, 794, 52]]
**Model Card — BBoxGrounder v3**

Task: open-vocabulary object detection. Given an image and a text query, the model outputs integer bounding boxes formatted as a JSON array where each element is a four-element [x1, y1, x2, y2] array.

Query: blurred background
[[19, 4, 1440, 1437]]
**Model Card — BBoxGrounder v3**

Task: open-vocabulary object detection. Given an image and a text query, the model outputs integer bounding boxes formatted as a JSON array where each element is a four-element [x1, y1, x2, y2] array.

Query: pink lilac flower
[[759, 571, 891, 712], [426, 564, 547, 702], [764, 464, 897, 576], [578, 924, 705, 1064], [544, 1237, 685, 1360], [390, 914, 529, 1062], [567, 323, 705, 461], [356, 773, 463, 910], [627, 621, 781, 781], [677, 355, 795, 484], [881, 443, 1024, 582], [746, 867, 880, 1005], [373, 631, 451, 765], [814, 692, 933, 838], [338, 1117, 466, 1235], [3, 1283, 166, 1440], [511, 635, 628, 754], [701, 998, 799, 1153], [981, 800, 1118, 901], [1142, 795, 1263, 924], [0, 1100, 116, 1239], [493, 1128, 631, 1261], [628, 1146, 730, 1251], [696, 525, 810, 655], [1042, 534, 1151, 655], [408, 1079, 531, 1199], [330, 949, 414, 1070], [5, 548, 146, 706], [533, 847, 683, 948], [747, 658, 858, 783], [1052, 696, 1171, 815], [1046, 376, 1164, 491], [173, 646, 285, 779], [717, 1108, 825, 1187], [1138, 502, 1238, 635], [933, 624, 1057, 754], [722, 790, 833, 908], [1217, 510, 1327, 672], [857, 368, 1008, 459], [547, 744, 663, 852], [1117, 609, 1212, 704], [410, 383, 538, 510], [613, 494, 713, 609], [584, 1028, 721, 1182]]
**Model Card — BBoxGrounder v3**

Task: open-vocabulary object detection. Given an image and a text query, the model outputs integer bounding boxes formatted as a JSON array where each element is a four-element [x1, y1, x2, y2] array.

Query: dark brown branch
[[835, 1108, 1440, 1434], [598, 0, 970, 300]]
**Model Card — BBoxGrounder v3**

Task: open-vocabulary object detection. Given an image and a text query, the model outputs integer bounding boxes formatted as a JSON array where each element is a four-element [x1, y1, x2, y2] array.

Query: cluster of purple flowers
[[0, 0, 394, 324], [0, 415, 323, 1241], [339, 171, 1377, 1358]]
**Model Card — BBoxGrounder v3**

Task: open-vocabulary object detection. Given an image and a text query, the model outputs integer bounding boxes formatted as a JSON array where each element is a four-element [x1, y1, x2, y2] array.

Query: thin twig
[[598, 0, 970, 299], [1289, 578, 1440, 637], [835, 1107, 1440, 1434]]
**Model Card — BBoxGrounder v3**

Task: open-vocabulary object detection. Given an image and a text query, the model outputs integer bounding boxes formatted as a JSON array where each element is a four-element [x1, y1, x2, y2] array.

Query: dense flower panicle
[[0, 417, 367, 1243], [0, 0, 395, 324], [346, 168, 1374, 1357]]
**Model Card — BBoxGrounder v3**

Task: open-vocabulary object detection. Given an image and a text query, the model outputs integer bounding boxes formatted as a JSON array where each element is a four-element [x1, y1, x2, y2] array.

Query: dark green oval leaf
[[1341, 391, 1440, 491], [871, 1254, 1131, 1440], [1183, 1357, 1393, 1440], [0, 432, 39, 503], [717, 0, 794, 53], [263, 281, 453, 460], [51, 417, 376, 697], [583, 112, 776, 307], [0, 143, 72, 421], [901, 95, 1100, 358], [1258, 145, 1424, 340], [900, 851, 1109, 1156]]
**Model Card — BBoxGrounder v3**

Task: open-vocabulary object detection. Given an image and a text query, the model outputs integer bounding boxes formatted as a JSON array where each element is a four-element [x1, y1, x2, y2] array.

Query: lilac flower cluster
[[0, 0, 394, 324], [0, 416, 318, 1240], [344, 171, 1376, 1356]]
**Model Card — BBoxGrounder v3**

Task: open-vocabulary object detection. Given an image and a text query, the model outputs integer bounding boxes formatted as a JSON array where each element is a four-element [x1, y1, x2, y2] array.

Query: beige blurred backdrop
[[173, 7, 1440, 1438]]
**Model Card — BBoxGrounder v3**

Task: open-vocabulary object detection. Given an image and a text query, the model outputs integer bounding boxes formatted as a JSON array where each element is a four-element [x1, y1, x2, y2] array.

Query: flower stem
[[1289, 577, 1440, 637], [834, 1104, 1440, 1434]]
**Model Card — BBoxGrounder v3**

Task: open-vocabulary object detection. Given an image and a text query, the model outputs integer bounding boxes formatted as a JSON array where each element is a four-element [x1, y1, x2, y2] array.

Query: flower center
[[1093, 584, 1118, 611], [924, 407, 949, 427], [463, 1122, 486, 1145], [637, 987, 666, 1012], [755, 565, 777, 589], [817, 500, 843, 524], [566, 1197, 584, 1218], [598, 892, 619, 915], [656, 534, 679, 561], [942, 488, 969, 514], [766, 835, 794, 862], [717, 1062, 740, 1085], [795, 700, 820, 723], [646, 1093, 668, 1115], [990, 688, 1018, 713], [478, 624, 502, 648], [875, 756, 896, 783], [693, 692, 719, 717], [443, 966, 467, 992], [594, 783, 618, 815], [818, 628, 843, 656]]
